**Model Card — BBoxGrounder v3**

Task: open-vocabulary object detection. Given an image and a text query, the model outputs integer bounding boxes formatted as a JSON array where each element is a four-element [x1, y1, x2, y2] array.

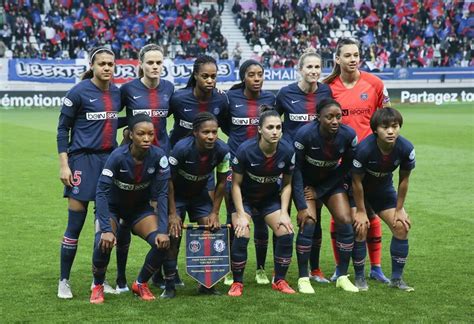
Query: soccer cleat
[[197, 285, 222, 295], [115, 284, 130, 294], [355, 276, 369, 291], [336, 275, 359, 293], [272, 279, 296, 294], [57, 279, 73, 299], [297, 277, 315, 294], [389, 278, 414, 292], [255, 268, 270, 285], [330, 266, 341, 282], [309, 268, 330, 283], [90, 284, 104, 304], [132, 281, 156, 301], [228, 282, 244, 297], [369, 266, 390, 284], [90, 280, 117, 294], [151, 271, 166, 289], [223, 273, 234, 286], [160, 288, 176, 299], [174, 271, 185, 287]]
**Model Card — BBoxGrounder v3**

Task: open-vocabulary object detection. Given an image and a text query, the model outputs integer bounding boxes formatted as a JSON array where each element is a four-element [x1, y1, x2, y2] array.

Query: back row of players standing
[[57, 39, 415, 301]]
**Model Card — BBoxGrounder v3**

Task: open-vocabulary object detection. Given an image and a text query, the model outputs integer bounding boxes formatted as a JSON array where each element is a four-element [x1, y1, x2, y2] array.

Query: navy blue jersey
[[169, 136, 230, 198], [232, 138, 295, 203], [352, 134, 416, 193], [120, 78, 174, 151], [292, 122, 357, 210], [96, 145, 171, 233], [224, 88, 276, 156], [168, 87, 229, 146], [275, 82, 332, 142], [57, 79, 122, 154]]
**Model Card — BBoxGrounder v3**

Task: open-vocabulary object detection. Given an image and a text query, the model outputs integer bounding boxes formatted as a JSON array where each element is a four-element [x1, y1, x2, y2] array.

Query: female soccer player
[[324, 38, 392, 284], [115, 43, 174, 292], [56, 46, 121, 299], [168, 55, 228, 147], [293, 98, 359, 293], [276, 48, 333, 286], [152, 55, 228, 287], [351, 108, 415, 292], [224, 59, 276, 285], [90, 114, 171, 304], [228, 106, 295, 297]]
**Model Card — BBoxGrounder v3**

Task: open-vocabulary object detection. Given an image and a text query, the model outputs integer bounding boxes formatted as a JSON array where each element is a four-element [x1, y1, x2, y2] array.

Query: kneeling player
[[90, 114, 171, 304], [352, 108, 415, 292], [228, 106, 296, 297], [164, 112, 229, 297]]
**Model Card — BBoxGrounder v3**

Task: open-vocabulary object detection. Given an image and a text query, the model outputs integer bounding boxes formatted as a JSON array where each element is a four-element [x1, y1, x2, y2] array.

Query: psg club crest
[[185, 225, 231, 288], [360, 93, 369, 101]]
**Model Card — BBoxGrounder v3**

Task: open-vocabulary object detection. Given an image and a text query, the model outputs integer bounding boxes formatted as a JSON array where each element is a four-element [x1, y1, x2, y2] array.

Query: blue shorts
[[231, 196, 281, 220], [365, 188, 397, 214], [206, 173, 216, 192], [313, 179, 347, 203], [108, 204, 155, 230], [64, 152, 109, 202], [175, 191, 212, 222]]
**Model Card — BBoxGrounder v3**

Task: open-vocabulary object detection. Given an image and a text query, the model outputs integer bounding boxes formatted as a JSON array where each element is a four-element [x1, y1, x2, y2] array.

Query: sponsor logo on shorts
[[288, 113, 316, 122], [133, 109, 168, 117], [213, 239, 226, 252], [169, 156, 178, 165], [72, 186, 80, 194], [179, 119, 193, 129], [189, 240, 201, 253], [353, 159, 362, 168], [86, 111, 118, 120]]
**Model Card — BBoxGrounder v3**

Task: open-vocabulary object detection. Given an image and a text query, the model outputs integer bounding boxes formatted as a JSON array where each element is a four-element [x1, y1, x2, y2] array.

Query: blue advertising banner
[[173, 60, 235, 84], [8, 59, 84, 83], [185, 225, 231, 288]]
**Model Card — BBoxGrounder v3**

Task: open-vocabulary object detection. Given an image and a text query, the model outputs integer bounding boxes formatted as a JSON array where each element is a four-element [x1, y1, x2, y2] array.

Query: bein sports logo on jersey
[[232, 117, 259, 125], [133, 109, 168, 118], [86, 112, 118, 120]]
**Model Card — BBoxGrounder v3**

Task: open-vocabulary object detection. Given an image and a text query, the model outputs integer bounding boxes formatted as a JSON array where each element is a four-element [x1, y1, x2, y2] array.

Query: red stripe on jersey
[[264, 156, 275, 173], [199, 154, 209, 175], [305, 92, 316, 115], [134, 163, 144, 183], [149, 89, 160, 146], [246, 99, 258, 138], [203, 233, 212, 287], [198, 101, 208, 113], [101, 91, 114, 151]]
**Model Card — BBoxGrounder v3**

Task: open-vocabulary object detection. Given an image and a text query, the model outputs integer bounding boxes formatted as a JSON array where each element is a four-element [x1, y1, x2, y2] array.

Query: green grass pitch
[[0, 103, 473, 322]]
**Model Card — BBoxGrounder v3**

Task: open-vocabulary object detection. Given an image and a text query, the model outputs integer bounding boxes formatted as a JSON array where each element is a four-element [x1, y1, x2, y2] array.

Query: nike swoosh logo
[[311, 147, 320, 150], [291, 100, 300, 104], [119, 169, 128, 172], [368, 161, 377, 164], [133, 95, 142, 99], [89, 98, 98, 102], [184, 109, 193, 112], [185, 161, 195, 164], [235, 104, 244, 107], [250, 163, 259, 166]]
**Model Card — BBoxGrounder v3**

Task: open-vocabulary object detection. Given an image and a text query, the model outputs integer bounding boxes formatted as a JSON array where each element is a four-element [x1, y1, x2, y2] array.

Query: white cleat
[[58, 279, 73, 299], [115, 285, 130, 294]]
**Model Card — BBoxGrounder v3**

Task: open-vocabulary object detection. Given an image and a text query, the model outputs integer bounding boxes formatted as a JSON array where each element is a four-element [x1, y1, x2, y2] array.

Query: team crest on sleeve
[[160, 156, 169, 168], [223, 152, 230, 161], [353, 160, 362, 168], [232, 156, 239, 164], [147, 167, 155, 174], [102, 169, 113, 177], [213, 107, 220, 115], [360, 93, 368, 101], [278, 161, 285, 169], [291, 153, 295, 164], [383, 86, 391, 103], [352, 136, 358, 147], [409, 149, 415, 160], [169, 156, 178, 165], [294, 141, 304, 150], [63, 97, 73, 107]]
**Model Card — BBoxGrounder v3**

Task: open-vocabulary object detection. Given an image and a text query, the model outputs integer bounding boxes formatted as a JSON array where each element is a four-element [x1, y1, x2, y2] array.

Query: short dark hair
[[316, 98, 342, 114], [193, 112, 218, 132], [370, 108, 404, 133], [128, 113, 153, 131], [186, 55, 218, 88]]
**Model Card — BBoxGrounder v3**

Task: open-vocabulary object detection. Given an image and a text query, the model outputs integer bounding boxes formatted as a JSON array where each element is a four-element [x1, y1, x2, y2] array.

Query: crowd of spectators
[[0, 0, 228, 60], [232, 0, 473, 69]]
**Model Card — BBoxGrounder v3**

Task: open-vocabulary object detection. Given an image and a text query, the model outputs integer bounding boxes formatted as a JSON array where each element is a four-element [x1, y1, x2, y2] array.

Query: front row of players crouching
[[92, 104, 415, 302]]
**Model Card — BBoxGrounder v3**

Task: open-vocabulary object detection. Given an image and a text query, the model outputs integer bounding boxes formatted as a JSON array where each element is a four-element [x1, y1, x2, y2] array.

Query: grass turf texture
[[0, 103, 473, 322]]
